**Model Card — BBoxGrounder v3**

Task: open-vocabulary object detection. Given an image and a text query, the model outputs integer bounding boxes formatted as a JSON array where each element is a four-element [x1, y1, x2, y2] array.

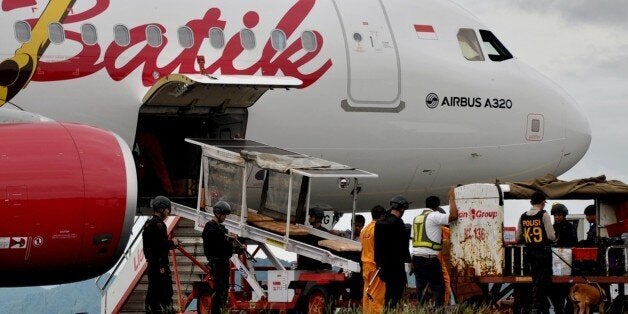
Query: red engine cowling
[[0, 121, 136, 286]]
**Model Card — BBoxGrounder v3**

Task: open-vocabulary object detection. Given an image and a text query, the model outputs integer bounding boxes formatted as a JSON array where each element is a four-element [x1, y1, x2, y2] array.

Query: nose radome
[[567, 109, 592, 158], [556, 97, 591, 174], [513, 59, 591, 175]]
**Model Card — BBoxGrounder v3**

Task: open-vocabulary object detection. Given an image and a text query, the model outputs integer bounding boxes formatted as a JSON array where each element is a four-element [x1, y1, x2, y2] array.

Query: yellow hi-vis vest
[[412, 209, 442, 250]]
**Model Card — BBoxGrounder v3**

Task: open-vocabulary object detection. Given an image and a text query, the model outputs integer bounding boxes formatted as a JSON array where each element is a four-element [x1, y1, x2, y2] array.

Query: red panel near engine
[[64, 123, 129, 271], [0, 121, 135, 286]]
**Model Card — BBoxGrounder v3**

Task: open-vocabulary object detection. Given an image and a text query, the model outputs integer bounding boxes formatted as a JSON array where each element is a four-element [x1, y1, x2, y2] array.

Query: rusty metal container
[[450, 184, 505, 276]]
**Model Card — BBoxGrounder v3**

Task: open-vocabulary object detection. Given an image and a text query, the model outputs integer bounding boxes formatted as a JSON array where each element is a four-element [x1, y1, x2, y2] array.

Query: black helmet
[[213, 201, 231, 215], [390, 195, 411, 210], [151, 195, 171, 212], [550, 203, 568, 216], [309, 206, 325, 221]]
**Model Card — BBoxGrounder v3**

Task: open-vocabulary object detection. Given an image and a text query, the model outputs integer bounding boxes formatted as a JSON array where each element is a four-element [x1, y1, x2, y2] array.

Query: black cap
[[309, 206, 325, 221], [151, 196, 171, 211], [530, 191, 547, 205]]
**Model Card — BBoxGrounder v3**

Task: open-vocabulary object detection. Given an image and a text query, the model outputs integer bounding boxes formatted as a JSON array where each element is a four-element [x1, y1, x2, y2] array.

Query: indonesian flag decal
[[414, 24, 438, 40]]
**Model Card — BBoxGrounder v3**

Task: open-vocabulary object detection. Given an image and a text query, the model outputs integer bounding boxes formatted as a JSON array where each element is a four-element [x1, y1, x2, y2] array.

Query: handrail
[[177, 245, 213, 279], [605, 245, 627, 276], [172, 247, 184, 312], [504, 245, 526, 276], [171, 244, 214, 311], [96, 216, 148, 292], [505, 244, 628, 278]]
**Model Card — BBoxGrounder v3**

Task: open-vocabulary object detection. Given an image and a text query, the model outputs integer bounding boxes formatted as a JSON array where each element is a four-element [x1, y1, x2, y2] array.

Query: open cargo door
[[135, 74, 302, 208], [142, 74, 302, 108]]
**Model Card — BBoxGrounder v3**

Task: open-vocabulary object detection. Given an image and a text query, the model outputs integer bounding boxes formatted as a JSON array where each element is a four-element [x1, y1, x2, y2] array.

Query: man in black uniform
[[549, 203, 577, 313], [374, 195, 412, 310], [296, 206, 332, 270], [584, 204, 597, 244], [143, 196, 179, 313], [515, 192, 556, 314], [551, 203, 577, 247], [202, 201, 235, 314]]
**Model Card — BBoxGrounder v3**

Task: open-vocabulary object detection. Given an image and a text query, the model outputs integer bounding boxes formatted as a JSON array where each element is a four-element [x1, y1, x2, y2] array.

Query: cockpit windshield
[[479, 30, 513, 62], [457, 28, 484, 61]]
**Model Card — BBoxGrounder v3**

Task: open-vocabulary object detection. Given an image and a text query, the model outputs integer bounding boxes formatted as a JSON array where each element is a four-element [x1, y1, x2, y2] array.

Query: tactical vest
[[412, 210, 442, 250], [520, 210, 550, 246]]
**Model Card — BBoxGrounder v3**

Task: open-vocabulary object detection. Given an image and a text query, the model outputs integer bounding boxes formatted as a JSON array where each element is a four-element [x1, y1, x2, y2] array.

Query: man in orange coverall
[[438, 226, 451, 305], [361, 205, 387, 313]]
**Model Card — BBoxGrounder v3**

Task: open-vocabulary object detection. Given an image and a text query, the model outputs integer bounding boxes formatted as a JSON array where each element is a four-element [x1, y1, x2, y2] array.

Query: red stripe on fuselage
[[28, 0, 331, 89]]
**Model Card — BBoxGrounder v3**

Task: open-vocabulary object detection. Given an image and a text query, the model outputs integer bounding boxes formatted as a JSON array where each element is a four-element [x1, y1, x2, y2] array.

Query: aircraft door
[[333, 0, 403, 112]]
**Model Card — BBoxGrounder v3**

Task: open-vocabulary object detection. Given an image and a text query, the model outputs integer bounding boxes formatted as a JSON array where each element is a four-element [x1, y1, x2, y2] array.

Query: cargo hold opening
[[132, 74, 302, 210]]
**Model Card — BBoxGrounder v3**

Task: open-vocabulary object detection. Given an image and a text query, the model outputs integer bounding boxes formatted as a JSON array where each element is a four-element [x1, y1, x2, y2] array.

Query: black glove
[[377, 267, 389, 282]]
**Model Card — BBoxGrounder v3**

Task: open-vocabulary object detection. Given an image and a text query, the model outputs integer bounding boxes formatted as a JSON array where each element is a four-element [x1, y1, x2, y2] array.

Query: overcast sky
[[450, 0, 628, 184]]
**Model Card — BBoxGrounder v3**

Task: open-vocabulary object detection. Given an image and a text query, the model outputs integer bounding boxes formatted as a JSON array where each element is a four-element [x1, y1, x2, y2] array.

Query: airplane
[[0, 0, 590, 286]]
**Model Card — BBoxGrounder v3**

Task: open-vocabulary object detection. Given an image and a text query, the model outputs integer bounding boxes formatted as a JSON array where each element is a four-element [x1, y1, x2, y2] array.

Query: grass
[[336, 302, 492, 314]]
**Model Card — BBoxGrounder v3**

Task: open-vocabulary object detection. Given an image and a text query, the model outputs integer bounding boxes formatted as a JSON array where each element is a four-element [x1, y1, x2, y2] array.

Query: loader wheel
[[197, 291, 213, 314], [306, 287, 331, 314]]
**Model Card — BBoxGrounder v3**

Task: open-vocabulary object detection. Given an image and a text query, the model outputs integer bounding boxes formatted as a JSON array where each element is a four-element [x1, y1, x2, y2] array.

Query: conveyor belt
[[172, 202, 361, 272]]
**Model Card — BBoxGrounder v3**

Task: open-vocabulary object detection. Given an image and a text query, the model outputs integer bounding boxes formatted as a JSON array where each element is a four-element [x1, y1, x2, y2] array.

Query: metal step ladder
[[98, 215, 191, 313]]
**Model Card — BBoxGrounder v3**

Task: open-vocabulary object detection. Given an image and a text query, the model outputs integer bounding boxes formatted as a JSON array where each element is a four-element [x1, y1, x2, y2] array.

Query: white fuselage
[[0, 0, 591, 210]]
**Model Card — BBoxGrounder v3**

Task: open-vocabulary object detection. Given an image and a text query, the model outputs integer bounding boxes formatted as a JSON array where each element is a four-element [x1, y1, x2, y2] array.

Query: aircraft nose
[[557, 97, 591, 173]]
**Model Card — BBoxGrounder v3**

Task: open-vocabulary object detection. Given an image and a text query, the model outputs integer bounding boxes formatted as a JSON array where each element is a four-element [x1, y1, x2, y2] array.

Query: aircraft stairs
[[98, 215, 208, 313], [98, 203, 362, 314]]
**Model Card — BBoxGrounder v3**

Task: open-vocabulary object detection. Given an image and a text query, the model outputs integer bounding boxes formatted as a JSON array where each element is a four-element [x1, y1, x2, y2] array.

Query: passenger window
[[81, 23, 98, 45], [114, 24, 130, 46], [48, 22, 65, 44], [178, 26, 194, 48], [301, 31, 317, 52], [146, 25, 162, 47], [240, 29, 256, 50], [209, 27, 225, 49], [457, 28, 484, 61], [271, 29, 287, 51], [14, 21, 31, 43], [479, 30, 513, 62]]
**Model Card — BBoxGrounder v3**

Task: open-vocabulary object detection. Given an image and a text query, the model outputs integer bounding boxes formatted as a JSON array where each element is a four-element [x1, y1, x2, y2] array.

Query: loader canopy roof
[[506, 174, 628, 201]]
